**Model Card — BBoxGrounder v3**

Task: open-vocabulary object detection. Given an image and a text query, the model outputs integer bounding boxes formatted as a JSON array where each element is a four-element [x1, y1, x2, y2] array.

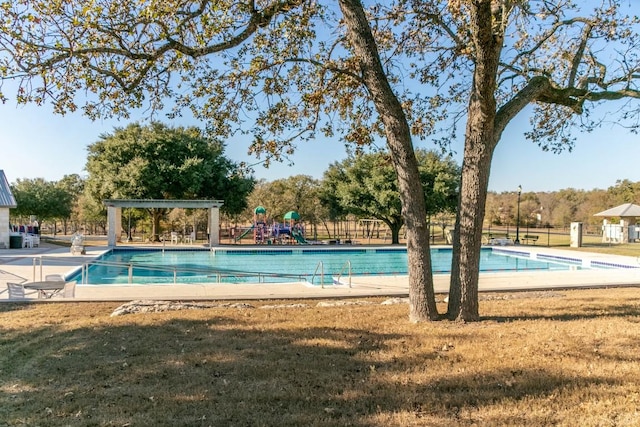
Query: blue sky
[[1, 96, 638, 194], [2, 0, 639, 195]]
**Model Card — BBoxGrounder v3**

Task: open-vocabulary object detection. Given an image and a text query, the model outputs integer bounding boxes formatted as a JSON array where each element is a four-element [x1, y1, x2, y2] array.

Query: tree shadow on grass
[[0, 312, 625, 426], [483, 301, 640, 323]]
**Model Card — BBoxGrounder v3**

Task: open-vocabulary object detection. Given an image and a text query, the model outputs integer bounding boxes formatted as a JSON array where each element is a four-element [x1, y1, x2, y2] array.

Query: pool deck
[[1, 242, 639, 302]]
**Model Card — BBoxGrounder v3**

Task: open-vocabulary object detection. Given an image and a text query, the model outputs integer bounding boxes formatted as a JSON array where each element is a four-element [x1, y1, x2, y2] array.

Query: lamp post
[[515, 185, 522, 244]]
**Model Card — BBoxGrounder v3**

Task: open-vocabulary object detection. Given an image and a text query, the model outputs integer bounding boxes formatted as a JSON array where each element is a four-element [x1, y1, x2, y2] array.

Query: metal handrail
[[34, 256, 309, 285], [311, 261, 324, 288], [333, 260, 352, 288]]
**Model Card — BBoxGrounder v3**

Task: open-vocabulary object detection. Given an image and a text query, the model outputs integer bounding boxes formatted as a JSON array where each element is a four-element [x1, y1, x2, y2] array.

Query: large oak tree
[[322, 150, 460, 244], [85, 122, 254, 239]]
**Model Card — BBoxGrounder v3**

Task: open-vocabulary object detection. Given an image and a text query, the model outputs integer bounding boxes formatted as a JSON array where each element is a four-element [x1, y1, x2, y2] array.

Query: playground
[[232, 206, 308, 245]]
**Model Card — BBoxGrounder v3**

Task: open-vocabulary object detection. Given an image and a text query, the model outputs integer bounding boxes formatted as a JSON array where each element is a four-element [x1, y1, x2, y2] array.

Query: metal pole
[[515, 185, 522, 244]]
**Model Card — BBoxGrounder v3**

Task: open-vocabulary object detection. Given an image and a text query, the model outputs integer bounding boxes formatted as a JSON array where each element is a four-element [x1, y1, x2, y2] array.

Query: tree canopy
[[84, 122, 254, 238], [322, 150, 459, 244], [10, 178, 73, 227]]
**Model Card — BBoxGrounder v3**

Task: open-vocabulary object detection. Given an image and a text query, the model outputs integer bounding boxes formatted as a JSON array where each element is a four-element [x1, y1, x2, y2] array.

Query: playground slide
[[291, 229, 308, 244], [234, 225, 254, 241]]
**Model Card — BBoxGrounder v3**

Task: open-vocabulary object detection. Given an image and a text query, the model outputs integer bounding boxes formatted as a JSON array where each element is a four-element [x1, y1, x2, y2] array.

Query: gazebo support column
[[0, 208, 10, 248], [209, 207, 220, 246], [107, 206, 122, 246]]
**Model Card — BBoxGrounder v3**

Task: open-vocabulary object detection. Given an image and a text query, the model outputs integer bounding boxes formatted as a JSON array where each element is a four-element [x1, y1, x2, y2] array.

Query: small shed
[[594, 203, 640, 243], [0, 170, 17, 249]]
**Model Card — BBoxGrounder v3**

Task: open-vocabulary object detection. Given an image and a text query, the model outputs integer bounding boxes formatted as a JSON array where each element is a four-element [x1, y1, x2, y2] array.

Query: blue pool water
[[69, 247, 598, 285]]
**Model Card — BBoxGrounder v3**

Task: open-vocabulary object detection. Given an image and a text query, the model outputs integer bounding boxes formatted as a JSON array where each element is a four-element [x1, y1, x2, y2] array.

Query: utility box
[[9, 234, 22, 249], [570, 222, 583, 248]]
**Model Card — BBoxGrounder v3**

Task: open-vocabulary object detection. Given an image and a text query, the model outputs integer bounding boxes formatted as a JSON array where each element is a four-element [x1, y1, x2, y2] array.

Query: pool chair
[[62, 281, 77, 298], [6, 282, 25, 299], [170, 232, 179, 244], [22, 234, 34, 248], [184, 231, 196, 244], [45, 274, 65, 282]]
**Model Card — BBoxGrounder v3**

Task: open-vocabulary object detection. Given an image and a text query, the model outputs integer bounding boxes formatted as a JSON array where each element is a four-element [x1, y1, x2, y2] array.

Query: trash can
[[9, 234, 22, 249]]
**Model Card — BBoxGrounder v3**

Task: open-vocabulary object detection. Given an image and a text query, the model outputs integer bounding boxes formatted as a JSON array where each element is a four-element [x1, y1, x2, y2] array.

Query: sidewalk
[[1, 241, 639, 302]]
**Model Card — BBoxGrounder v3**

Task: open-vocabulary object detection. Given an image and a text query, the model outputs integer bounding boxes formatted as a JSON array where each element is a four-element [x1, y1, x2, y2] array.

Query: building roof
[[103, 199, 224, 208], [594, 203, 640, 218], [0, 170, 17, 208]]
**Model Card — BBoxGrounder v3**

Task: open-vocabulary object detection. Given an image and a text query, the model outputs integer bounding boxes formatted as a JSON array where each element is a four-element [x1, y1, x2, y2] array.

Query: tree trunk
[[447, 1, 503, 321], [389, 221, 402, 245], [149, 208, 164, 242], [340, 0, 438, 321]]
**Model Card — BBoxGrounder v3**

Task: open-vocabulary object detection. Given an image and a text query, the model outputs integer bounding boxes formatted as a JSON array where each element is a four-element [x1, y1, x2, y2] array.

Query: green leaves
[[321, 149, 460, 243], [84, 122, 254, 215]]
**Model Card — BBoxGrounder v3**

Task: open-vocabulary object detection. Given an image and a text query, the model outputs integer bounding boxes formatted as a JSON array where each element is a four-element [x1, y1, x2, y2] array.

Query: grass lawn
[[1, 289, 639, 426]]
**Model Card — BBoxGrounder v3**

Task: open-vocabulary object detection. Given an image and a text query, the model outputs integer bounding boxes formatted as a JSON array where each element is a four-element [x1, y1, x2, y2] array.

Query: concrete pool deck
[[1, 242, 639, 302]]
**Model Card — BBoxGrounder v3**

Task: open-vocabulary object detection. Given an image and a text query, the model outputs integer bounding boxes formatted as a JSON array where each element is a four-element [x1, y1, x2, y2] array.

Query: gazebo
[[0, 170, 17, 249], [594, 203, 640, 243], [104, 199, 224, 247]]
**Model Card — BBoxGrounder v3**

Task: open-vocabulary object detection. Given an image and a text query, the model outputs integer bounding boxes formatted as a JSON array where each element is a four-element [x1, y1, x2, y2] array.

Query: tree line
[[10, 123, 461, 243], [9, 122, 636, 241], [486, 180, 640, 234]]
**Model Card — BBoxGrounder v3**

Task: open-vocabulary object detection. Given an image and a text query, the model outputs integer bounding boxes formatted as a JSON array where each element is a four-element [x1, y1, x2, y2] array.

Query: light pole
[[515, 185, 522, 244]]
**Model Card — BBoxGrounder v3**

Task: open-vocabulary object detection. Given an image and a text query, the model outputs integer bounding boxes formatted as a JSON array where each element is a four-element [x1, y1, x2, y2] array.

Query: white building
[[0, 170, 17, 249], [594, 203, 640, 244]]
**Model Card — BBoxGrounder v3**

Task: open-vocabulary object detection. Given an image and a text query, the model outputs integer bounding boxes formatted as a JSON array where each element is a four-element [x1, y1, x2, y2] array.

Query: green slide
[[291, 228, 308, 244], [234, 225, 254, 242]]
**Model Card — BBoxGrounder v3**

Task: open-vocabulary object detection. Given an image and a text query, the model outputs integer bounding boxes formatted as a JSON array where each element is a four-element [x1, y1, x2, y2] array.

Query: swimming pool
[[68, 246, 616, 285]]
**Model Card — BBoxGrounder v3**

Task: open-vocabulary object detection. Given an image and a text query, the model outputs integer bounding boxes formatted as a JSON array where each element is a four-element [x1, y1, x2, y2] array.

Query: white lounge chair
[[170, 232, 179, 244], [6, 282, 25, 299], [22, 234, 34, 248], [184, 231, 196, 244], [62, 281, 76, 298]]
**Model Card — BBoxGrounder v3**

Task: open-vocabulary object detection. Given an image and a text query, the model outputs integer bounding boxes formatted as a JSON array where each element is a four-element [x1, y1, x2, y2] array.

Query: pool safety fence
[[33, 256, 353, 286]]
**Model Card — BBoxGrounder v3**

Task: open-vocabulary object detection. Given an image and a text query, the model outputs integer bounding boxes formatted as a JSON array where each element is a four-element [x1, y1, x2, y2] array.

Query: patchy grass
[[1, 289, 639, 426]]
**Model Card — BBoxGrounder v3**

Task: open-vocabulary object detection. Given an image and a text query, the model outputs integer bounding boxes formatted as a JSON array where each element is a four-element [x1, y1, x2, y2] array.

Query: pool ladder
[[311, 260, 352, 288]]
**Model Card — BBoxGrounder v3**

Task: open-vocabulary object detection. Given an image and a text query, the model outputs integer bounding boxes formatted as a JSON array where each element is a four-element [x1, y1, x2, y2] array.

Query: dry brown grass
[[1, 289, 639, 426]]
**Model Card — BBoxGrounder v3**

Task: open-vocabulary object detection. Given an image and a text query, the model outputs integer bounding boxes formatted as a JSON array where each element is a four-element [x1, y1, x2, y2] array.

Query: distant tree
[[322, 150, 459, 244], [246, 175, 324, 234], [10, 178, 72, 233], [575, 189, 608, 232], [56, 174, 85, 234], [608, 180, 640, 205], [77, 194, 108, 235], [317, 164, 350, 239], [84, 122, 254, 240], [519, 193, 542, 228], [547, 189, 586, 229]]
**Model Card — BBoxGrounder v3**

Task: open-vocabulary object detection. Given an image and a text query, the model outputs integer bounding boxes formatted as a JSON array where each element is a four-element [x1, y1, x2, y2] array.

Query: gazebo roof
[[594, 203, 640, 217], [104, 199, 223, 209], [0, 170, 17, 208]]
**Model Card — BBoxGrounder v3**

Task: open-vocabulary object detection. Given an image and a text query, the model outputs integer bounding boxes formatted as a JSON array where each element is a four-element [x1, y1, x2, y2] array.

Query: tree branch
[[568, 22, 592, 88]]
